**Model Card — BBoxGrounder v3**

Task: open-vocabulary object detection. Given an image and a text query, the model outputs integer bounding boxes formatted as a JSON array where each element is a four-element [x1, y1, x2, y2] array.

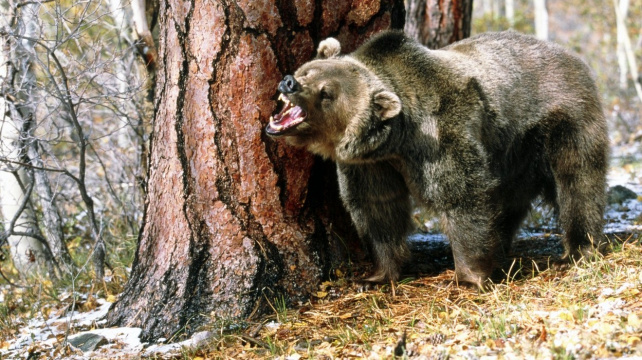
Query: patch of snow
[[4, 298, 112, 355], [77, 327, 144, 354], [51, 299, 112, 327], [265, 321, 281, 330], [600, 288, 615, 298], [408, 233, 448, 243], [615, 282, 635, 295], [595, 298, 626, 317], [144, 330, 212, 356]]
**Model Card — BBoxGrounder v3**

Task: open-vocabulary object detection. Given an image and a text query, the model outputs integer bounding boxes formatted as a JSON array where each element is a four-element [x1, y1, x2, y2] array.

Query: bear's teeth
[[278, 93, 289, 104]]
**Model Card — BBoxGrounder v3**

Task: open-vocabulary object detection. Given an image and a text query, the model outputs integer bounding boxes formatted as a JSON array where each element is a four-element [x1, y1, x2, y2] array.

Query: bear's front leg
[[442, 207, 500, 289], [337, 162, 414, 283]]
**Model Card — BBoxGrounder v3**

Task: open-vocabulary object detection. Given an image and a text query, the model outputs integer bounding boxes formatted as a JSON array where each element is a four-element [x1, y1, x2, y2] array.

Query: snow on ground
[[1, 298, 146, 359], [604, 142, 642, 234], [0, 294, 215, 359]]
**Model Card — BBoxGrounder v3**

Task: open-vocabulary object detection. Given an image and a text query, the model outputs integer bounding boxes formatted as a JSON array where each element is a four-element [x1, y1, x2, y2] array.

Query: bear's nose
[[279, 75, 301, 94]]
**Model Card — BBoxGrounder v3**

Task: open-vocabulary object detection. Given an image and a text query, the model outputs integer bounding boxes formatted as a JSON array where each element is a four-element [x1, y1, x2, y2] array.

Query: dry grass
[[199, 237, 642, 359]]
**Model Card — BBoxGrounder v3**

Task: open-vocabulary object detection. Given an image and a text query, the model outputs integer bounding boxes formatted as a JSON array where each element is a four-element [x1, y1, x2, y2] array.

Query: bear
[[265, 30, 609, 288]]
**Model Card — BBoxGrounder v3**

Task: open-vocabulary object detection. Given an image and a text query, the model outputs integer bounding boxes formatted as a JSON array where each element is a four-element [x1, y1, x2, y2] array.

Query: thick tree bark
[[404, 0, 472, 48], [108, 0, 404, 342]]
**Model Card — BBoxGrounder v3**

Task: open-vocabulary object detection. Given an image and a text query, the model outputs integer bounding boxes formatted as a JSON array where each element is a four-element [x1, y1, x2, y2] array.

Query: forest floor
[[4, 237, 641, 359], [2, 143, 642, 359]]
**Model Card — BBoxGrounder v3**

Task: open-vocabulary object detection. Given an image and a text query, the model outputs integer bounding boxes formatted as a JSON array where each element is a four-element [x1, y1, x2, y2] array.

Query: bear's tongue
[[266, 94, 307, 135]]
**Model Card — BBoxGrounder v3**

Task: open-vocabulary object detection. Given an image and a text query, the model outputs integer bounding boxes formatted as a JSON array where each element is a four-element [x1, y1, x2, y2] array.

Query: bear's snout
[[279, 75, 301, 94]]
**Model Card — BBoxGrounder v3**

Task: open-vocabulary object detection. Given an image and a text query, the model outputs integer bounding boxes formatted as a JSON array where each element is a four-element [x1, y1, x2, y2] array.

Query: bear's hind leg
[[547, 115, 608, 262], [555, 174, 607, 262]]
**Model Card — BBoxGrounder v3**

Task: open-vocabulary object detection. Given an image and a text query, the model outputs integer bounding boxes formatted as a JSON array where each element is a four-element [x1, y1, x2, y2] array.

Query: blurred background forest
[[0, 0, 640, 284], [473, 0, 642, 144]]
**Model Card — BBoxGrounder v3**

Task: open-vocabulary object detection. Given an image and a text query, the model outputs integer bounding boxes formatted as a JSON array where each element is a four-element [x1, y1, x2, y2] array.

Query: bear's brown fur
[[266, 30, 609, 288]]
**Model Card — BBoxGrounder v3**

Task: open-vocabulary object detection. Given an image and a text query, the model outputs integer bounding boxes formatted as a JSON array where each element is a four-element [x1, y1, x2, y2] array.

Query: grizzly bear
[[266, 30, 608, 288]]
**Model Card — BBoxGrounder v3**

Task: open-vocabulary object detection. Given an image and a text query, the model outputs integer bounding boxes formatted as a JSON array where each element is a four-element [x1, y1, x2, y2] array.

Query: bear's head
[[266, 38, 402, 161]]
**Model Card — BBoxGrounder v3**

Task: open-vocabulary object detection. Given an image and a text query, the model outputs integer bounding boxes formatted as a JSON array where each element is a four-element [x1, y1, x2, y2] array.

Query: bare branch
[[16, 0, 54, 8]]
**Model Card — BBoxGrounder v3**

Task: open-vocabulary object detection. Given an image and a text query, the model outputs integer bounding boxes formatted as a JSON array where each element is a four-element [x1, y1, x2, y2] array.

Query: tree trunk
[[108, 0, 404, 342], [534, 0, 548, 40], [505, 0, 515, 28], [613, 0, 642, 102], [404, 0, 472, 49], [615, 0, 629, 90], [1, 1, 46, 277], [0, 130, 49, 275]]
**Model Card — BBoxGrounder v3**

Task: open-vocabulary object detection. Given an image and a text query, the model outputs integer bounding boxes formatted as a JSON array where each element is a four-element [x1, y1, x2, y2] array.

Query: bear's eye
[[320, 89, 333, 101]]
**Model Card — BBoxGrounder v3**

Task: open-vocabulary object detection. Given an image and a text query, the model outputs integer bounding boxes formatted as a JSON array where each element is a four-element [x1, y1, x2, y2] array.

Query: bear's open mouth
[[266, 94, 307, 136]]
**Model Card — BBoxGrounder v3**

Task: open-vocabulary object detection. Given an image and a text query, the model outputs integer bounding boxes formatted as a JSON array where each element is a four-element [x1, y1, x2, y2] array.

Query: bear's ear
[[317, 38, 341, 59], [373, 91, 401, 120]]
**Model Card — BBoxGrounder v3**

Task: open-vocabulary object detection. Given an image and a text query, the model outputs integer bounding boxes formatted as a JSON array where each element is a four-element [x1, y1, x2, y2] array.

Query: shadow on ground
[[402, 232, 638, 284]]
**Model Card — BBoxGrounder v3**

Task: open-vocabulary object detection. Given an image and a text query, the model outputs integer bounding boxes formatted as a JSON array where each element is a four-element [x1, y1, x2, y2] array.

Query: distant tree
[[613, 0, 642, 102], [534, 0, 548, 40], [505, 0, 515, 27], [1, 0, 73, 276], [405, 0, 473, 48]]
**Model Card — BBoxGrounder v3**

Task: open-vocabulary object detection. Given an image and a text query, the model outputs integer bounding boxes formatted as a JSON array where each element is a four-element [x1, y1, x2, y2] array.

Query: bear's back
[[353, 31, 599, 130]]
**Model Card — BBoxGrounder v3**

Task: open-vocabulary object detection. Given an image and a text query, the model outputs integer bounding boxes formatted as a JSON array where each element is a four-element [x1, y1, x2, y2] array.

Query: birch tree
[[613, 0, 642, 102], [505, 0, 515, 27], [534, 0, 548, 40], [0, 0, 74, 276]]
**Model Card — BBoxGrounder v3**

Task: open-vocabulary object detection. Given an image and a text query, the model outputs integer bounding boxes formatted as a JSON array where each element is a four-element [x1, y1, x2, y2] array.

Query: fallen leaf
[[558, 311, 574, 321], [597, 323, 615, 335], [538, 326, 547, 342], [319, 281, 333, 291], [627, 336, 641, 346]]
